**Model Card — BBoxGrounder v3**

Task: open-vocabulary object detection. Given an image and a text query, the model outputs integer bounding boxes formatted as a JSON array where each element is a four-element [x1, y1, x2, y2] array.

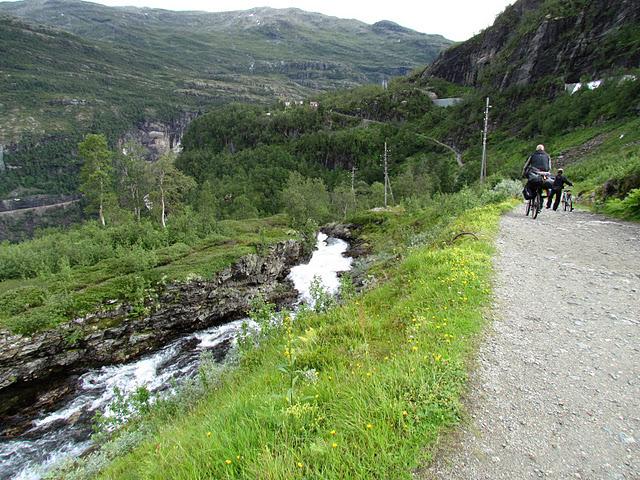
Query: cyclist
[[522, 144, 551, 198], [546, 168, 573, 211]]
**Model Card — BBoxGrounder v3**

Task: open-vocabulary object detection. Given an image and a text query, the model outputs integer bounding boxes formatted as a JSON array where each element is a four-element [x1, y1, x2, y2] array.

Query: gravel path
[[422, 206, 640, 480]]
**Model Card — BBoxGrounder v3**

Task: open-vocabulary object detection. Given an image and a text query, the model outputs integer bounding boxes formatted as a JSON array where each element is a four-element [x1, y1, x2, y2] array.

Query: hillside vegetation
[[2, 0, 640, 477], [2, 52, 638, 332], [50, 189, 518, 480], [0, 0, 450, 200]]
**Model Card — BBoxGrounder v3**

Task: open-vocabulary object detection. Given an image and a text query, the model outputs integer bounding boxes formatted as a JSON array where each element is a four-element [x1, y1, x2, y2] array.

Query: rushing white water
[[0, 233, 351, 480], [288, 232, 352, 304]]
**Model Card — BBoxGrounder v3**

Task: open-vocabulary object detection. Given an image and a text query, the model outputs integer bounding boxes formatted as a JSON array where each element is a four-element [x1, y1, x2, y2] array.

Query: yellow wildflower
[[330, 430, 336, 435], [225, 459, 232, 465], [297, 462, 304, 468], [332, 442, 338, 448], [366, 423, 373, 429]]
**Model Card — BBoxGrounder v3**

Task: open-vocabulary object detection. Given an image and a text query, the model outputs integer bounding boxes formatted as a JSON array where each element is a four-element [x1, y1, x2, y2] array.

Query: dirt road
[[423, 206, 640, 479]]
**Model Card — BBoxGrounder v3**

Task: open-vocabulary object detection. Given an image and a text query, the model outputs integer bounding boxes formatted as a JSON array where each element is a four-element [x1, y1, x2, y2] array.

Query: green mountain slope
[[0, 0, 451, 144], [0, 0, 451, 200], [0, 1, 450, 75]]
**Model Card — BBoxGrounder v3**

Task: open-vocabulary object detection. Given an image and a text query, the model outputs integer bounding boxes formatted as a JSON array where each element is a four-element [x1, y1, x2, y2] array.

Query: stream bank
[[0, 239, 307, 435], [0, 233, 352, 480]]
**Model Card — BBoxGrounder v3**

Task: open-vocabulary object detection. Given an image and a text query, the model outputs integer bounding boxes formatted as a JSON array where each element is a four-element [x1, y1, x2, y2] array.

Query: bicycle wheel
[[532, 192, 541, 219], [526, 199, 531, 216], [568, 195, 573, 211], [563, 192, 568, 211]]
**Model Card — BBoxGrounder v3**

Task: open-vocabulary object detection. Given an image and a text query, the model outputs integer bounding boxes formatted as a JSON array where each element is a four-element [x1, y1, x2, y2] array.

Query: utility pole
[[383, 141, 389, 208], [0, 145, 5, 173], [480, 96, 490, 183]]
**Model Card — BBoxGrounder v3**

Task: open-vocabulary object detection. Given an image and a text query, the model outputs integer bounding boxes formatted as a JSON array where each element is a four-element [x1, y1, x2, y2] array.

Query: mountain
[[424, 0, 640, 90], [0, 0, 451, 202], [0, 0, 451, 144]]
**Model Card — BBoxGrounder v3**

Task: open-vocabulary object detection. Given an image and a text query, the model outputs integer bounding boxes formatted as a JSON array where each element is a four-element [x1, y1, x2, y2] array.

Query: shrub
[[0, 286, 49, 316], [4, 298, 69, 336], [112, 274, 149, 306], [481, 178, 523, 203], [108, 244, 158, 275], [604, 188, 640, 220]]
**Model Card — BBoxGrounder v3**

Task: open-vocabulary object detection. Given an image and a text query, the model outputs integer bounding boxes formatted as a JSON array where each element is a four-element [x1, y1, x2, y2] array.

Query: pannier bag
[[523, 186, 536, 200]]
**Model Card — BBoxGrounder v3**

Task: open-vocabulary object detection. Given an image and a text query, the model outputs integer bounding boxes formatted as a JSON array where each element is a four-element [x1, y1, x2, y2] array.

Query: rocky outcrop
[[321, 223, 369, 259], [119, 112, 199, 160], [0, 239, 306, 419], [425, 0, 640, 90]]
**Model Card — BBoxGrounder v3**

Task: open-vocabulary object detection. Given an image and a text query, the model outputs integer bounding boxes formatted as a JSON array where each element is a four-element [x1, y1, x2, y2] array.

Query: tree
[[78, 134, 113, 226], [115, 140, 148, 221], [281, 171, 330, 228], [366, 182, 386, 209], [331, 183, 357, 220], [147, 152, 196, 228]]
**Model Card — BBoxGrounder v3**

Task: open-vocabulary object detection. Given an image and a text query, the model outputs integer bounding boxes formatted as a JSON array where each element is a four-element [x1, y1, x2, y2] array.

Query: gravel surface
[[421, 206, 640, 480]]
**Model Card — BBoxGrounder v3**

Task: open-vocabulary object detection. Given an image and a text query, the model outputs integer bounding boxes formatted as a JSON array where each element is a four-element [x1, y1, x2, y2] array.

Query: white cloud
[[83, 0, 515, 40]]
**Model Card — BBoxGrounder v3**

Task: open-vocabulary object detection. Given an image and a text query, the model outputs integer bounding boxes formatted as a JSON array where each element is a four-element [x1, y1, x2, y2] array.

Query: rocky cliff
[[119, 112, 199, 160], [424, 0, 640, 89], [0, 239, 306, 428]]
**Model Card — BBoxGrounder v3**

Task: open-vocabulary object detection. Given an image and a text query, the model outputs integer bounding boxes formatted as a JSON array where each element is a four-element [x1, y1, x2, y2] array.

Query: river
[[0, 233, 352, 480]]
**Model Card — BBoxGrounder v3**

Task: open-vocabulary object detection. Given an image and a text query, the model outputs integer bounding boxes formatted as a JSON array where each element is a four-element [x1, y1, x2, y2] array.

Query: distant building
[[284, 101, 292, 108], [309, 101, 319, 109]]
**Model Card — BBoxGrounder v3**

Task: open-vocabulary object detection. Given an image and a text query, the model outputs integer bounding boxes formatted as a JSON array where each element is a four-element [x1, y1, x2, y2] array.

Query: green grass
[[562, 119, 640, 194], [0, 215, 295, 335], [72, 197, 514, 480]]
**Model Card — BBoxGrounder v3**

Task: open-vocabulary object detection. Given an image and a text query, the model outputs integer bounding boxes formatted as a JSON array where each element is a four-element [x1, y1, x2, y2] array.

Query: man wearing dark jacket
[[522, 144, 552, 179], [522, 144, 552, 199], [546, 168, 573, 210]]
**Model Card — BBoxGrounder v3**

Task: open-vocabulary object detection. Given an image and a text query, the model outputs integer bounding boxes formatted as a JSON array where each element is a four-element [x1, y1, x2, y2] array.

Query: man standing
[[546, 168, 573, 210]]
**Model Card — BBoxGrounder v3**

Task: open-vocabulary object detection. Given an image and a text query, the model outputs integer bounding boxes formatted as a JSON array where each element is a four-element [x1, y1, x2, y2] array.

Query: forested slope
[[0, 0, 451, 198]]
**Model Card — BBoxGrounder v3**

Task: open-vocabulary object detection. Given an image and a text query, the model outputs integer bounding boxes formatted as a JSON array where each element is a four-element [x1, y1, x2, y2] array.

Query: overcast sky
[[82, 0, 515, 41]]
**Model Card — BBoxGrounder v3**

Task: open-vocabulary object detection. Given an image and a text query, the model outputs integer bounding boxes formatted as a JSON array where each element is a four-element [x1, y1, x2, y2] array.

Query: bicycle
[[525, 171, 549, 219], [561, 189, 574, 211], [526, 189, 543, 219]]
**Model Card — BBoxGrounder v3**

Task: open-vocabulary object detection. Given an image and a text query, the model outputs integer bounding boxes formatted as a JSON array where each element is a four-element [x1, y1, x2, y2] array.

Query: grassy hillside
[[0, 0, 450, 200], [50, 189, 517, 479], [0, 214, 296, 335], [0, 0, 450, 147], [0, 1, 450, 76]]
